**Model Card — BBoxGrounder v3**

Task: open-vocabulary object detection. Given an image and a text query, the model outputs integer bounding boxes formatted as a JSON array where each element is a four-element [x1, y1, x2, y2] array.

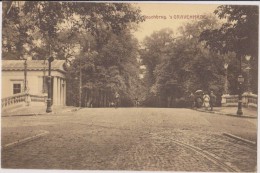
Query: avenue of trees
[[141, 5, 258, 107], [3, 2, 258, 108], [141, 16, 226, 107]]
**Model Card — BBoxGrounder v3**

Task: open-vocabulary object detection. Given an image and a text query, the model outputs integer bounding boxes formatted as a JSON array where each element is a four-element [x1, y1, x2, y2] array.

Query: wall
[[2, 70, 66, 106]]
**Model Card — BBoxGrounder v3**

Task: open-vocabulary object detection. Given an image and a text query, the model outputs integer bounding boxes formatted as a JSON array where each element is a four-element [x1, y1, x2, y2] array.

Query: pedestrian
[[203, 93, 210, 110], [209, 91, 216, 111], [134, 97, 139, 107], [114, 91, 120, 108], [188, 92, 195, 109]]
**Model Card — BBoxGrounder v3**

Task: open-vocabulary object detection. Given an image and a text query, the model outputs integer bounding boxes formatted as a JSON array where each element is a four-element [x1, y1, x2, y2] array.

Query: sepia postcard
[[1, 1, 259, 172]]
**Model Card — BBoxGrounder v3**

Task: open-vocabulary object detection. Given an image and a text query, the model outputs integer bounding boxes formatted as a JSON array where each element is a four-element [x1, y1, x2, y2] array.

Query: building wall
[[2, 70, 66, 106]]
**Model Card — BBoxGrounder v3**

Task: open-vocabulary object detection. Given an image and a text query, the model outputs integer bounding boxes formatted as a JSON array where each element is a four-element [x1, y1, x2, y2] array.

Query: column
[[57, 77, 60, 105], [53, 77, 58, 105], [64, 79, 66, 106], [60, 78, 62, 106], [62, 79, 65, 106], [60, 78, 63, 106]]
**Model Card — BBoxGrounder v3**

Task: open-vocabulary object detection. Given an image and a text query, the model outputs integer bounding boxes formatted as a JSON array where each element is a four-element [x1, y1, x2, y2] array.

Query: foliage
[[200, 5, 258, 94], [66, 31, 142, 107], [3, 2, 144, 60], [141, 15, 231, 107], [3, 1, 144, 107]]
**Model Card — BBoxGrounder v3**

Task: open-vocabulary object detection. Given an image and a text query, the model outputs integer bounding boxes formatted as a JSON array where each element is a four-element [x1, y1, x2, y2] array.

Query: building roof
[[2, 60, 67, 73]]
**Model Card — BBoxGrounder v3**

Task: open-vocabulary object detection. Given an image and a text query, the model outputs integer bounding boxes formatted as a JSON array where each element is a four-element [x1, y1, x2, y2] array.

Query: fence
[[2, 93, 47, 111], [1, 93, 27, 111], [30, 94, 47, 102], [221, 93, 257, 108]]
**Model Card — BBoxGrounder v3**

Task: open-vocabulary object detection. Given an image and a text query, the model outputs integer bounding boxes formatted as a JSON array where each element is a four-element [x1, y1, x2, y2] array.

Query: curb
[[223, 133, 257, 147], [2, 108, 80, 117], [2, 130, 50, 150], [195, 109, 257, 119], [2, 113, 43, 117]]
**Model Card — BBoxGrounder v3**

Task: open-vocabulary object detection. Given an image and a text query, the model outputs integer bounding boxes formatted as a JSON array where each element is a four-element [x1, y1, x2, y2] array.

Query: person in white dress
[[203, 93, 210, 110]]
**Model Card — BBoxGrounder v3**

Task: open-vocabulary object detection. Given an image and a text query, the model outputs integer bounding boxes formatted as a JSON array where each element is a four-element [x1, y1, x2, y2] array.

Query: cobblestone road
[[1, 108, 257, 171]]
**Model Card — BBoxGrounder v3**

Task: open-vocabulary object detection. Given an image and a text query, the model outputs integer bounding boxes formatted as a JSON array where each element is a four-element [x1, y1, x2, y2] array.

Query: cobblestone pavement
[[1, 108, 257, 171]]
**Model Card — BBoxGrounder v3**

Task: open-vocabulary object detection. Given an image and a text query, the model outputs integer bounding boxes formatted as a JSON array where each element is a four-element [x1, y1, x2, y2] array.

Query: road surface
[[2, 108, 257, 171]]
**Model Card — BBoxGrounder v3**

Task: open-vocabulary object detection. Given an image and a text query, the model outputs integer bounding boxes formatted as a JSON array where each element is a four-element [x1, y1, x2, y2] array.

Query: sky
[[133, 3, 220, 43]]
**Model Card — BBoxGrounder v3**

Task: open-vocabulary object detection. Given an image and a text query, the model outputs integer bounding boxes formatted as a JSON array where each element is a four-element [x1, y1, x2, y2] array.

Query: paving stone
[[1, 108, 257, 171]]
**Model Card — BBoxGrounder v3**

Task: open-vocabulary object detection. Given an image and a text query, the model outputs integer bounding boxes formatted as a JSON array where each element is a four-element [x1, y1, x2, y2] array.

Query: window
[[13, 84, 21, 94]]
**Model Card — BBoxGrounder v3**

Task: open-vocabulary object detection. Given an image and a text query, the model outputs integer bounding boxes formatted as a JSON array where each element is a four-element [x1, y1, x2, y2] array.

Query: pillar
[[64, 79, 66, 106], [53, 77, 58, 105], [57, 77, 60, 105], [60, 78, 63, 105]]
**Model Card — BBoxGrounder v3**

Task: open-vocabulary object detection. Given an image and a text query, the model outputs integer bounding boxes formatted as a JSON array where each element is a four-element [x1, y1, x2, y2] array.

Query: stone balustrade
[[222, 93, 257, 108], [30, 94, 47, 103], [2, 93, 48, 111], [1, 93, 27, 110]]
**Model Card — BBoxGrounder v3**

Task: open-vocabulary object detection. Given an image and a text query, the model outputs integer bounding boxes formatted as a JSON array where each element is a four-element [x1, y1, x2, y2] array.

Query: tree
[[200, 5, 258, 93], [66, 30, 142, 107], [3, 2, 144, 61], [2, 2, 34, 59], [141, 15, 228, 107]]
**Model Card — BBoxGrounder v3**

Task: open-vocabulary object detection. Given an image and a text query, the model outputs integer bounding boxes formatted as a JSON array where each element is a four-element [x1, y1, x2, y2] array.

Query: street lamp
[[237, 74, 244, 115], [78, 46, 83, 108], [224, 63, 229, 95], [24, 56, 31, 106], [79, 62, 82, 108], [46, 56, 54, 113], [245, 55, 251, 93]]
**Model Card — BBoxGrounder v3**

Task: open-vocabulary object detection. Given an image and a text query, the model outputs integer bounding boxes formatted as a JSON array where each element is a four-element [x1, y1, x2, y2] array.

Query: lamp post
[[24, 57, 31, 106], [224, 63, 229, 94], [237, 54, 244, 116], [46, 56, 54, 113], [78, 42, 83, 108], [237, 74, 244, 115], [79, 57, 82, 108], [245, 55, 251, 94]]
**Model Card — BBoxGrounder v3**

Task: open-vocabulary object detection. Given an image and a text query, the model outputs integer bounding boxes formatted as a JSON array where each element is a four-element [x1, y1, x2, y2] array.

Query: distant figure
[[203, 93, 210, 110], [110, 102, 115, 107], [114, 92, 120, 108], [188, 92, 195, 109], [209, 91, 216, 111], [134, 97, 139, 107]]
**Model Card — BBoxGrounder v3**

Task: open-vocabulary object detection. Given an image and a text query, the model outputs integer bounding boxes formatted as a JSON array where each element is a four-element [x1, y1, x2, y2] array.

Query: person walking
[[134, 97, 139, 107], [114, 91, 120, 108], [209, 91, 216, 111], [203, 93, 210, 110], [188, 92, 195, 109]]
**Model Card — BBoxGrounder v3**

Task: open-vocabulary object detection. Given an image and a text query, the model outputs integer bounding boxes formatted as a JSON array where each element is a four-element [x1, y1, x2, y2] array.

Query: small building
[[2, 60, 67, 106]]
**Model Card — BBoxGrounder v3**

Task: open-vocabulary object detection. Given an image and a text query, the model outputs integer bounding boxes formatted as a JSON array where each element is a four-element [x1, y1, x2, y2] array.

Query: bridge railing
[[2, 93, 48, 111], [1, 93, 27, 110], [242, 93, 257, 108], [30, 94, 47, 103], [222, 93, 257, 108]]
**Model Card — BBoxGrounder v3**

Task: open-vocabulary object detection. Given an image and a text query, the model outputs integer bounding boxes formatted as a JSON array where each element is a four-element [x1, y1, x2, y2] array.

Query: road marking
[[169, 139, 240, 172], [223, 133, 256, 146], [2, 130, 49, 150], [149, 132, 241, 172]]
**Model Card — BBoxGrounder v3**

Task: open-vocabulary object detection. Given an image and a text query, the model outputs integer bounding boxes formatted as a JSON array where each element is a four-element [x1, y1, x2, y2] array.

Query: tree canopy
[[200, 5, 258, 94], [2, 2, 144, 60], [141, 15, 239, 107], [3, 1, 145, 107]]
